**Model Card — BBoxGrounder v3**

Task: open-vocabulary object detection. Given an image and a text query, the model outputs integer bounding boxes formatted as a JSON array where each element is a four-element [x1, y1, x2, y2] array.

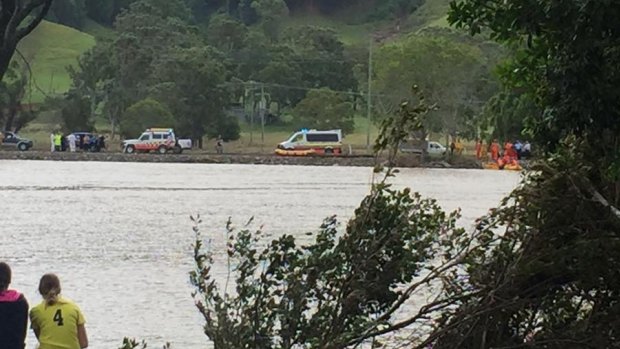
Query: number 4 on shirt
[[53, 309, 64, 326]]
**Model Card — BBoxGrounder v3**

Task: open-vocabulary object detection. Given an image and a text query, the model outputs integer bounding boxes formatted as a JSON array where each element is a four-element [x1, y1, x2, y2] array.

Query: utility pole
[[366, 37, 373, 149], [249, 81, 255, 146], [260, 83, 266, 152]]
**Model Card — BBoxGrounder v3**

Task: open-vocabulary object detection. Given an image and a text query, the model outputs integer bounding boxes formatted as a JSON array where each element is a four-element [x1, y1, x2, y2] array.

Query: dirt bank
[[0, 150, 483, 169]]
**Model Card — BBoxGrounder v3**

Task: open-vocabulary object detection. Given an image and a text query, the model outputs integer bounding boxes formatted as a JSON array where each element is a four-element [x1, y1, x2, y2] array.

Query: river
[[0, 160, 520, 348]]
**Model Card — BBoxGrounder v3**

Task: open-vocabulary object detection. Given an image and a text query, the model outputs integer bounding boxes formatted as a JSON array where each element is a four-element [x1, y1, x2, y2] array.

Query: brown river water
[[0, 160, 520, 348]]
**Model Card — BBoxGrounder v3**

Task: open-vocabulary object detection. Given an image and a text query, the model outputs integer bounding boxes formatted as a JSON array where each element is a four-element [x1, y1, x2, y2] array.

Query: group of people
[[0, 262, 88, 349], [476, 139, 532, 162], [50, 132, 106, 153]]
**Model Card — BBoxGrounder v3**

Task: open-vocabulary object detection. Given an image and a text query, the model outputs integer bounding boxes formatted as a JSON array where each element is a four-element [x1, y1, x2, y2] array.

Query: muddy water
[[0, 160, 520, 348]]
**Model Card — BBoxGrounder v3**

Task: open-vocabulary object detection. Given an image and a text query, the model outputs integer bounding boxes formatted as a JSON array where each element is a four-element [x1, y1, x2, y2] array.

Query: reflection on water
[[0, 160, 520, 348]]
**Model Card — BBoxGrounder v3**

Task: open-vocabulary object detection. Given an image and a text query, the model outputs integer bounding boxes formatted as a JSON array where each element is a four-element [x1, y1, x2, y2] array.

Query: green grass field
[[17, 20, 95, 103], [406, 0, 452, 30]]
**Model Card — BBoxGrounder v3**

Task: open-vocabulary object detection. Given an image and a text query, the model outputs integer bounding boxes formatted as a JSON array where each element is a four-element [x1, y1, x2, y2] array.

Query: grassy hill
[[282, 0, 453, 46], [17, 20, 95, 103]]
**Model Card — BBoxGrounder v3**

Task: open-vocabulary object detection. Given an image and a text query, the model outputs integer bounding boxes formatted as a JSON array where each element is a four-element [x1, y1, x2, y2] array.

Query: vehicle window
[[292, 134, 304, 143], [152, 133, 163, 140], [306, 133, 339, 142], [139, 134, 150, 141]]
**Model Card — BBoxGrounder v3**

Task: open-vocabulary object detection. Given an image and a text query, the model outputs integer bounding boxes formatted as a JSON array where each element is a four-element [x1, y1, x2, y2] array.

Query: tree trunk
[[4, 106, 17, 131], [0, 45, 16, 82], [0, 1, 53, 81]]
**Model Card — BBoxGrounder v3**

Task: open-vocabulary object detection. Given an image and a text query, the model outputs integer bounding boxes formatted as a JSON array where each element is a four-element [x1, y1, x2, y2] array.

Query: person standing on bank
[[0, 262, 29, 349], [30, 274, 89, 349]]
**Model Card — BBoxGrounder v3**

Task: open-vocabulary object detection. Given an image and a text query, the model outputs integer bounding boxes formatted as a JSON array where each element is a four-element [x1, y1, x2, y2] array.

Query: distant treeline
[[47, 0, 424, 29]]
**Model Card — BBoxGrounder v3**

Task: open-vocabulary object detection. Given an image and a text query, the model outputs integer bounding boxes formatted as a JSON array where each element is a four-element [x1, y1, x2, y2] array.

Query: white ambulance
[[276, 129, 343, 156]]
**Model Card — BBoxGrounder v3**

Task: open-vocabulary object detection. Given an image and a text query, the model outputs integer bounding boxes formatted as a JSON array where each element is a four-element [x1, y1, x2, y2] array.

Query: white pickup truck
[[399, 140, 447, 157], [122, 128, 192, 154]]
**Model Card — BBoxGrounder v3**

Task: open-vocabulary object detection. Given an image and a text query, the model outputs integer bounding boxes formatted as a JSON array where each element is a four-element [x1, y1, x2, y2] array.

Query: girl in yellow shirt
[[30, 274, 88, 349]]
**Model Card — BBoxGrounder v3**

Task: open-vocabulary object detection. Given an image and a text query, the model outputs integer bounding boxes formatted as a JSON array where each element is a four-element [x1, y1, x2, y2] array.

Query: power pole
[[366, 37, 373, 149], [260, 83, 266, 152], [249, 81, 255, 146]]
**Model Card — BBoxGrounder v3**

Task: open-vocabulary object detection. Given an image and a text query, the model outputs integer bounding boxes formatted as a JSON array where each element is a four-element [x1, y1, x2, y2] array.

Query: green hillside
[[17, 20, 95, 103], [282, 0, 453, 46], [16, 0, 451, 104]]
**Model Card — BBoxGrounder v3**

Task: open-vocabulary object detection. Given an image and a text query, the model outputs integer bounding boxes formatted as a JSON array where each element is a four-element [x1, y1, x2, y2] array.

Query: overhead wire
[[218, 80, 408, 100]]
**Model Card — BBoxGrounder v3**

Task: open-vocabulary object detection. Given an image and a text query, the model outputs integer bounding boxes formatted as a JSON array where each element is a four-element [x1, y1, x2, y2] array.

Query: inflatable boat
[[274, 148, 316, 156]]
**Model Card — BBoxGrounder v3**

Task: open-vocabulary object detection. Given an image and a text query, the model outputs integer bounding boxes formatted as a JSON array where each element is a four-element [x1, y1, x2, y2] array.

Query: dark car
[[1, 131, 33, 151]]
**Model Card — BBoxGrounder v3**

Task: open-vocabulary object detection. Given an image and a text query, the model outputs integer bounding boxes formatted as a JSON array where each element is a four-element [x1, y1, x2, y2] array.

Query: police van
[[276, 129, 343, 155], [122, 128, 192, 154]]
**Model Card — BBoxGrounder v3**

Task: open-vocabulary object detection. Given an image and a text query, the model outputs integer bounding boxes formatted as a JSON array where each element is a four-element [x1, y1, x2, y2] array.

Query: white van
[[276, 129, 343, 155]]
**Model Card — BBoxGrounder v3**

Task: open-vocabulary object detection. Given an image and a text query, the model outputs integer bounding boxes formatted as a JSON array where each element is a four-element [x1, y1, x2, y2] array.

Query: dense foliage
[[410, 0, 620, 347], [48, 0, 429, 29], [293, 88, 354, 133], [374, 33, 498, 139]]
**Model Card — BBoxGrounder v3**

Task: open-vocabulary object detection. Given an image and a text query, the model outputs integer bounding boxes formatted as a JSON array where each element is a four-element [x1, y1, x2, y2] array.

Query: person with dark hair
[[30, 273, 89, 349], [0, 261, 29, 349]]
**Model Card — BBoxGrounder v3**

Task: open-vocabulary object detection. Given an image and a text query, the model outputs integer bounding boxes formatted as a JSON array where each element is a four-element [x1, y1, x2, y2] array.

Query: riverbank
[[0, 150, 484, 168]]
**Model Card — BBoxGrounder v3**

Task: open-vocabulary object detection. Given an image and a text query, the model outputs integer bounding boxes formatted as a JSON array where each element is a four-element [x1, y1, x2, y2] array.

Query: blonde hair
[[38, 273, 61, 305]]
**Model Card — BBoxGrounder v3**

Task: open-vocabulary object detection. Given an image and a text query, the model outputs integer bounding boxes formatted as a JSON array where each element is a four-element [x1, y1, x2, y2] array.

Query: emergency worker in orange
[[475, 139, 483, 160], [490, 139, 500, 161]]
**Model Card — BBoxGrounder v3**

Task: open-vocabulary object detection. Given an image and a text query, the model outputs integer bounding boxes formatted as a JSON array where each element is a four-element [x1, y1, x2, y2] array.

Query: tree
[[206, 14, 248, 52], [293, 88, 354, 134], [369, 0, 424, 20], [113, 0, 202, 99], [256, 59, 303, 112], [0, 0, 53, 81], [119, 98, 174, 138], [478, 90, 540, 142], [0, 62, 36, 132], [84, 0, 136, 25], [56, 90, 95, 132], [374, 33, 495, 139], [237, 0, 258, 25], [251, 0, 288, 41], [287, 26, 358, 94], [150, 46, 237, 146], [67, 43, 115, 130], [48, 0, 87, 29]]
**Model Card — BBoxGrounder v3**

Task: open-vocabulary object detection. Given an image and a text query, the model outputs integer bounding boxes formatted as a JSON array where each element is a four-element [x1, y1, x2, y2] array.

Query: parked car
[[1, 131, 33, 151], [122, 128, 192, 154]]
